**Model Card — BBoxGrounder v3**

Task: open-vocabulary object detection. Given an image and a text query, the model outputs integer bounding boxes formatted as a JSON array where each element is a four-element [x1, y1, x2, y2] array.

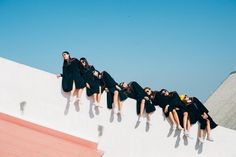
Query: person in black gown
[[93, 70, 127, 115], [57, 51, 86, 104], [144, 88, 186, 131], [79, 57, 101, 107], [120, 81, 156, 124], [180, 94, 217, 143]]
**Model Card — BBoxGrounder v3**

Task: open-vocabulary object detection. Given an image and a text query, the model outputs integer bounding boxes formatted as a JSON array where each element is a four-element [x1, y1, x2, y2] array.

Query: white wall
[[1, 57, 236, 157], [205, 72, 236, 130]]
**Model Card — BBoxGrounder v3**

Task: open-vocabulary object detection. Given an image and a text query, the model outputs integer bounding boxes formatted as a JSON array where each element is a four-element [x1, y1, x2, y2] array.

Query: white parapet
[[0, 57, 236, 157]]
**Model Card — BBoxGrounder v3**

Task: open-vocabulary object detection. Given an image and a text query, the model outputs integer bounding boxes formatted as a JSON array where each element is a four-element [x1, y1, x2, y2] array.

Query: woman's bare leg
[[206, 119, 213, 141], [172, 109, 180, 126], [187, 120, 191, 131], [113, 91, 119, 112], [118, 99, 123, 113], [139, 99, 145, 117], [168, 112, 176, 125], [183, 112, 188, 131], [92, 93, 97, 103], [77, 88, 83, 99]]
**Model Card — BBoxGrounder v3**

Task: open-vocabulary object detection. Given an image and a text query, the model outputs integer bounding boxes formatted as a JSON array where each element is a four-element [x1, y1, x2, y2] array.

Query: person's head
[[62, 51, 70, 60], [80, 57, 89, 68], [180, 94, 192, 104], [144, 87, 152, 96], [120, 82, 128, 89], [93, 70, 101, 78], [160, 89, 170, 96]]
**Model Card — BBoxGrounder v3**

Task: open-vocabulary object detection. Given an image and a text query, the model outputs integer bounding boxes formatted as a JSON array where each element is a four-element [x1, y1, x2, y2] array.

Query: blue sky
[[0, 0, 236, 101]]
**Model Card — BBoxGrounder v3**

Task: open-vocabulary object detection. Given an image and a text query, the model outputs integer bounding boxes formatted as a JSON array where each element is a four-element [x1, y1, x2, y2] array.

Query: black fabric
[[185, 97, 217, 130], [176, 108, 187, 128], [101, 71, 117, 89], [198, 116, 217, 130], [126, 81, 146, 101], [106, 88, 128, 109], [124, 81, 156, 115], [136, 99, 156, 115], [80, 65, 100, 96], [99, 71, 126, 109], [150, 91, 186, 118], [61, 58, 86, 92]]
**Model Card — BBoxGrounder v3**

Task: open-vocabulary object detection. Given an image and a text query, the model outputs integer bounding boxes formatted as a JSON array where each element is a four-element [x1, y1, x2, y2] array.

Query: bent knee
[[184, 112, 188, 116]]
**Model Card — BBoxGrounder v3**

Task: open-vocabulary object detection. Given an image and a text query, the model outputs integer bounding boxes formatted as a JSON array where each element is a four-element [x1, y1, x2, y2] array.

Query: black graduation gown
[[100, 71, 127, 109], [80, 65, 100, 96], [154, 92, 175, 117], [152, 91, 187, 119], [186, 97, 217, 130], [61, 58, 86, 92], [126, 81, 156, 115]]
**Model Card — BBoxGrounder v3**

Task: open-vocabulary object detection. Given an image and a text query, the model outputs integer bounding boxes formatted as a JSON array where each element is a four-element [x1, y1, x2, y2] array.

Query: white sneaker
[[207, 136, 214, 142], [198, 137, 205, 144], [118, 110, 123, 115], [70, 96, 75, 103], [94, 102, 102, 108], [138, 116, 144, 123], [113, 107, 118, 114], [171, 123, 177, 130], [177, 125, 183, 130], [184, 130, 189, 137], [146, 119, 151, 125]]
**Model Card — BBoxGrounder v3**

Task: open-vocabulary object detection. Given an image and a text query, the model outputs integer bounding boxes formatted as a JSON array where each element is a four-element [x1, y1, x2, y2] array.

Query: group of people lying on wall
[[57, 51, 217, 144]]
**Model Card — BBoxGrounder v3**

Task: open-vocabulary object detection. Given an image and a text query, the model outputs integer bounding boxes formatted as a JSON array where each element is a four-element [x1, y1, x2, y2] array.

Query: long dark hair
[[80, 57, 90, 69], [62, 51, 72, 67]]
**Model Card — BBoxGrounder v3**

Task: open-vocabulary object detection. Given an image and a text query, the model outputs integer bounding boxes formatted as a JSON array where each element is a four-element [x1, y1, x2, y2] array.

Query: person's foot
[[177, 125, 183, 130], [198, 137, 205, 144], [69, 96, 75, 103], [118, 110, 124, 116], [183, 130, 189, 137], [207, 136, 214, 142], [74, 97, 81, 104], [94, 102, 103, 108], [171, 123, 177, 130], [138, 116, 144, 123], [113, 107, 118, 114], [146, 119, 151, 125]]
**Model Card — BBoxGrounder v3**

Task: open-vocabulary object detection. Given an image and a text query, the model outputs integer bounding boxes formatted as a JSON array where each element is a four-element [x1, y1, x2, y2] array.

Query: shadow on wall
[[60, 88, 80, 115], [61, 87, 102, 118], [20, 101, 27, 115], [60, 88, 72, 115]]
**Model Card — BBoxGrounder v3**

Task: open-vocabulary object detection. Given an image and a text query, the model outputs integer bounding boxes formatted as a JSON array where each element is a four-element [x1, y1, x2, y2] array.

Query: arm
[[131, 82, 146, 100], [56, 73, 63, 78]]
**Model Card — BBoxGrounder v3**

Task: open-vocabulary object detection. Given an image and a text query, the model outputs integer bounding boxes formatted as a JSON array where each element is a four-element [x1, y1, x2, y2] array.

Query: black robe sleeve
[[193, 97, 209, 114], [129, 81, 146, 101], [101, 71, 117, 88]]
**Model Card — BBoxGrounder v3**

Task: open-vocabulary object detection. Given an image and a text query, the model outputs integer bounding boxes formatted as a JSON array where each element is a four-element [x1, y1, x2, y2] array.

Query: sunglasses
[[161, 90, 167, 94]]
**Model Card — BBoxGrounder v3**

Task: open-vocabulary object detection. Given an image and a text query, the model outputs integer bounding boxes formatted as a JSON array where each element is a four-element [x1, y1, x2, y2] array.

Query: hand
[[202, 113, 208, 119], [56, 74, 61, 78], [105, 88, 109, 92], [116, 85, 121, 91], [164, 105, 169, 113], [86, 83, 91, 89], [144, 96, 149, 101]]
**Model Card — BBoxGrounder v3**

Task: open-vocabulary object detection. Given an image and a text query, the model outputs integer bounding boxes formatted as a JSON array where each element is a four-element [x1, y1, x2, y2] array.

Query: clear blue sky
[[1, 0, 236, 101]]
